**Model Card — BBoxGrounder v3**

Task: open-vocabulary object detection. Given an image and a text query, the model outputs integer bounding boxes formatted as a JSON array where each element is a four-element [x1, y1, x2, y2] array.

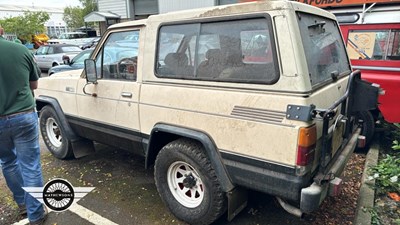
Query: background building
[[0, 4, 69, 38], [87, 0, 240, 35]]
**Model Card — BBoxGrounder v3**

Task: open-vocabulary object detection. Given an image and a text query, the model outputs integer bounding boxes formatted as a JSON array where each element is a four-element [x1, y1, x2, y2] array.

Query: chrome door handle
[[121, 92, 132, 98]]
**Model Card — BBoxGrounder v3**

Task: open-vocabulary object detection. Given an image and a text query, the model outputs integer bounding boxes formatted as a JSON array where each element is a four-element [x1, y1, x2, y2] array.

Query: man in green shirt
[[0, 26, 47, 225]]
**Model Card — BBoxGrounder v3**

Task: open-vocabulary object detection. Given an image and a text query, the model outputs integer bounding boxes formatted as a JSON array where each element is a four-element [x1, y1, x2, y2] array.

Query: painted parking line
[[68, 203, 119, 225], [12, 217, 29, 225], [12, 203, 119, 225]]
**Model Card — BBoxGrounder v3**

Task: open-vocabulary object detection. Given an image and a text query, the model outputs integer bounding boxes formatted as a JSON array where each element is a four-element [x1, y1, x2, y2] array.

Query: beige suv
[[35, 1, 380, 224]]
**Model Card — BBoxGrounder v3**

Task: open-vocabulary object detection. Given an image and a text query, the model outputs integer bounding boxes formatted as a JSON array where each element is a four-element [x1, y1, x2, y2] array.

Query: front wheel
[[154, 138, 226, 225], [39, 106, 73, 159]]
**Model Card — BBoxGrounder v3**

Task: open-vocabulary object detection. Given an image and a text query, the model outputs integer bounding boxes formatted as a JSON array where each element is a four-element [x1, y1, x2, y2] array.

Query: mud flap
[[71, 139, 95, 158], [227, 187, 248, 221]]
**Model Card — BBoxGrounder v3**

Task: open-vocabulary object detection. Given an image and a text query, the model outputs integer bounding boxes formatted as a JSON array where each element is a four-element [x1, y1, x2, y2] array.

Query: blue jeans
[[0, 111, 45, 222]]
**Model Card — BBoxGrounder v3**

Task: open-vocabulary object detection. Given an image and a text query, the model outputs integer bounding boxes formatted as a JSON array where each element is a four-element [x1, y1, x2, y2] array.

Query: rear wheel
[[357, 111, 375, 146], [154, 138, 226, 225], [39, 105, 73, 159]]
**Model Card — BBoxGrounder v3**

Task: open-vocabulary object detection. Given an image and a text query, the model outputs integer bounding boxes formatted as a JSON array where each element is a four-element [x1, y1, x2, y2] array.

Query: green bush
[[369, 122, 399, 195], [392, 140, 400, 151], [369, 144, 400, 195]]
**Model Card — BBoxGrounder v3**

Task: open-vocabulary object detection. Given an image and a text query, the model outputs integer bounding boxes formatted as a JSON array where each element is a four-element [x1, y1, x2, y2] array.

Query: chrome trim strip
[[219, 149, 295, 169], [353, 65, 400, 72], [231, 106, 285, 123]]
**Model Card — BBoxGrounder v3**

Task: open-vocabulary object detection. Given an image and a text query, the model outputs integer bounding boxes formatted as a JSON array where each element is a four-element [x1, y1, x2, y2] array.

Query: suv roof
[[109, 0, 335, 30]]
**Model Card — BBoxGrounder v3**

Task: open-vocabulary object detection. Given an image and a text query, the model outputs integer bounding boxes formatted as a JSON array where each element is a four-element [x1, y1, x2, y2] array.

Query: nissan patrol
[[35, 1, 380, 224]]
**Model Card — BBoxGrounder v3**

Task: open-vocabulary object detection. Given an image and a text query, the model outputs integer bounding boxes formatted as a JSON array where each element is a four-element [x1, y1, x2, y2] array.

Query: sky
[[0, 0, 81, 8]]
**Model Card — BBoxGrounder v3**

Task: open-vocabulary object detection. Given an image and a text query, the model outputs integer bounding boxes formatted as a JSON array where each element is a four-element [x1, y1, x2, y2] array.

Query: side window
[[347, 30, 388, 60], [347, 29, 400, 61], [387, 30, 400, 60], [156, 17, 278, 84], [156, 24, 198, 78], [47, 47, 54, 54], [36, 46, 49, 55], [35, 47, 43, 55], [95, 30, 140, 81]]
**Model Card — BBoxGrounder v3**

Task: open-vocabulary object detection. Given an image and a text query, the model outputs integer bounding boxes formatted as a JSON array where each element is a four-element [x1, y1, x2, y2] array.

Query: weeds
[[365, 207, 381, 225], [393, 140, 400, 151], [369, 122, 400, 225], [369, 154, 400, 194]]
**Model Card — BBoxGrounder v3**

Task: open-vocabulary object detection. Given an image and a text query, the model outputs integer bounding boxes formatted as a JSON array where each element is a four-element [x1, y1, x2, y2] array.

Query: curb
[[353, 142, 379, 225]]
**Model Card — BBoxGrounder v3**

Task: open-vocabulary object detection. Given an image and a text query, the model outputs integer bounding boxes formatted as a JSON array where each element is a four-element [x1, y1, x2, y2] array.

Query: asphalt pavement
[[27, 137, 309, 225]]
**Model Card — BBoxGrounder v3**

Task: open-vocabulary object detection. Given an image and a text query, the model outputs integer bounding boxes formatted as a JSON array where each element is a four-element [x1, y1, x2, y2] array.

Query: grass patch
[[369, 122, 400, 225]]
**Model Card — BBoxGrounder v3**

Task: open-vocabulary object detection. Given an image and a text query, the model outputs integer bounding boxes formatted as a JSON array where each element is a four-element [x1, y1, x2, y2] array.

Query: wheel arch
[[36, 96, 79, 142], [146, 123, 235, 192]]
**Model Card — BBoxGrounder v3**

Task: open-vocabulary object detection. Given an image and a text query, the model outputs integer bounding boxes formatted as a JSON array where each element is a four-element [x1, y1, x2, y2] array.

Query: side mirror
[[84, 59, 97, 84]]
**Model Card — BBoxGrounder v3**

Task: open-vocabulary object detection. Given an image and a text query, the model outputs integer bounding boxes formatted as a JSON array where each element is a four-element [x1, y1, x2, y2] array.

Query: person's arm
[[30, 80, 38, 90]]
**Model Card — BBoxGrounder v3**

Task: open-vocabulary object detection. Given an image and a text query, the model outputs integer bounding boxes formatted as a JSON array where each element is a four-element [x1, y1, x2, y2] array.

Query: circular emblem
[[42, 179, 75, 211]]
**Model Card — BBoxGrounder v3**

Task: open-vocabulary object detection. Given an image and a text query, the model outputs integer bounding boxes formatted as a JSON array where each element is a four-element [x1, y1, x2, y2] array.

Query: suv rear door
[[296, 12, 353, 169]]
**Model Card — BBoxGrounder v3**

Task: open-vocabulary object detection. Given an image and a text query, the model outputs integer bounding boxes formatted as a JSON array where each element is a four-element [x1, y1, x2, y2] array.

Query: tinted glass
[[297, 12, 351, 87], [156, 17, 278, 84]]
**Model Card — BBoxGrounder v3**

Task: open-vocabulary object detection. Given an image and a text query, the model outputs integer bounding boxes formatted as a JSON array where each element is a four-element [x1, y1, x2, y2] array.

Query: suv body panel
[[35, 1, 376, 217]]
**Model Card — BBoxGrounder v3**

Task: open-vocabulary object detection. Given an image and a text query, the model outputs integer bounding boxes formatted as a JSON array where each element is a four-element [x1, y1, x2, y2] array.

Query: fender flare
[[52, 60, 60, 67], [147, 123, 235, 192], [36, 95, 80, 142]]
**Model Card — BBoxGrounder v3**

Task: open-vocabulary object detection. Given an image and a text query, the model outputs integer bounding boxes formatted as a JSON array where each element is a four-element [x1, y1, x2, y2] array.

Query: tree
[[63, 7, 85, 29], [0, 11, 49, 43], [63, 0, 97, 29]]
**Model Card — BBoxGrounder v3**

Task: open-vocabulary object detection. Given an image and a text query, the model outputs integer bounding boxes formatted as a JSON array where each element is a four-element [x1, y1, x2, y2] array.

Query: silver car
[[34, 44, 82, 70]]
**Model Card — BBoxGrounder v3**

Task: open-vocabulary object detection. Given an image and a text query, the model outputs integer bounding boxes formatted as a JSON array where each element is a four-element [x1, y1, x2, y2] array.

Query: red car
[[340, 23, 400, 123]]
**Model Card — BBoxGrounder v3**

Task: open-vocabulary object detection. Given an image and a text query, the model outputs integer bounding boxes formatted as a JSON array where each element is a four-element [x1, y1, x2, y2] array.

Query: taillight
[[296, 125, 316, 167]]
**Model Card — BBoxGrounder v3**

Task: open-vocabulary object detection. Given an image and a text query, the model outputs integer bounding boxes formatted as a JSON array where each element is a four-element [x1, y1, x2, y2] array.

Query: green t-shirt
[[0, 36, 39, 115]]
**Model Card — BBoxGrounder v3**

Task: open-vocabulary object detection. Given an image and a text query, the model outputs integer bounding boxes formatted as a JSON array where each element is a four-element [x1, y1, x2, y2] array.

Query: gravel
[[307, 153, 366, 225]]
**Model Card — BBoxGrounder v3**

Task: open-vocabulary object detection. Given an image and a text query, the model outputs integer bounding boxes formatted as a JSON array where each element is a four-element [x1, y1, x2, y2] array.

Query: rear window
[[61, 46, 82, 52], [297, 12, 351, 87], [347, 29, 400, 61], [155, 16, 279, 84]]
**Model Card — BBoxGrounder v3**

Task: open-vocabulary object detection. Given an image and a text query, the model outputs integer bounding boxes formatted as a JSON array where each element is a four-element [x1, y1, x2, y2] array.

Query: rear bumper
[[300, 128, 361, 212]]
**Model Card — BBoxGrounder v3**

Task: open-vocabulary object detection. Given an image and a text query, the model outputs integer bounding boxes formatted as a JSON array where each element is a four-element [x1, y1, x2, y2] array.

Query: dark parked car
[[81, 37, 101, 50], [48, 49, 93, 76], [34, 44, 82, 70]]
